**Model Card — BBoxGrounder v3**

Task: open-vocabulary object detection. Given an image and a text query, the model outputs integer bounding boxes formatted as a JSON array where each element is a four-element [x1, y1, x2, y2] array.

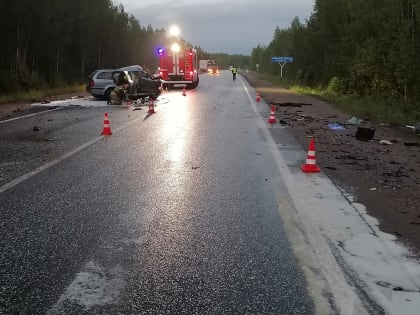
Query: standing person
[[231, 66, 237, 81]]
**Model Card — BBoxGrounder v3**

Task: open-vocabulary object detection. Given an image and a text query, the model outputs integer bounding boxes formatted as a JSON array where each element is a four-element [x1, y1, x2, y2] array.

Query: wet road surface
[[0, 72, 314, 314]]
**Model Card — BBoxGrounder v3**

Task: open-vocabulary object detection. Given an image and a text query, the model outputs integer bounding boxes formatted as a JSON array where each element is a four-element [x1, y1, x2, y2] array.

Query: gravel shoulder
[[0, 91, 89, 121], [241, 71, 420, 258]]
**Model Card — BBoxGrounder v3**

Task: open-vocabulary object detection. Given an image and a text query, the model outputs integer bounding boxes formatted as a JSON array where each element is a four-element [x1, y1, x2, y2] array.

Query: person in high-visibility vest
[[231, 66, 237, 81]]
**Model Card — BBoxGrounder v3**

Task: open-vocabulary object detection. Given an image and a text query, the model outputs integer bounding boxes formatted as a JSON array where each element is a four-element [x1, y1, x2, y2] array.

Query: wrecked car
[[112, 65, 162, 103]]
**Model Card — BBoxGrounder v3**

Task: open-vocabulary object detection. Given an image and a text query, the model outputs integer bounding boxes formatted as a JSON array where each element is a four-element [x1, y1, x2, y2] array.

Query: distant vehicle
[[208, 65, 220, 75], [199, 59, 216, 72], [158, 47, 199, 89], [86, 69, 115, 100], [86, 65, 162, 101]]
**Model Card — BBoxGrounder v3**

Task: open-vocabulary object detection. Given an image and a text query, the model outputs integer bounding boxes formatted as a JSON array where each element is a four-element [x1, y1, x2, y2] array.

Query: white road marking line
[[0, 115, 145, 195], [47, 261, 124, 313], [239, 76, 367, 314], [0, 107, 64, 124]]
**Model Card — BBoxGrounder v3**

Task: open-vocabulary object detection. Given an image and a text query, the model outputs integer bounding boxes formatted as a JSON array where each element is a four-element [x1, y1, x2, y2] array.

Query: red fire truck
[[157, 45, 199, 89]]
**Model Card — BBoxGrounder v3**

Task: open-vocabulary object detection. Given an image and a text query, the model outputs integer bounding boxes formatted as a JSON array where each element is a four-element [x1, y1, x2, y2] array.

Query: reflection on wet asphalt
[[0, 72, 314, 314]]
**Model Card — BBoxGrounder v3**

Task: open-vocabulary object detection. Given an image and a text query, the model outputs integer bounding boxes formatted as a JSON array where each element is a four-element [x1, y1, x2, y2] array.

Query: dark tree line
[[4, 0, 419, 106], [0, 0, 168, 93], [251, 0, 420, 104]]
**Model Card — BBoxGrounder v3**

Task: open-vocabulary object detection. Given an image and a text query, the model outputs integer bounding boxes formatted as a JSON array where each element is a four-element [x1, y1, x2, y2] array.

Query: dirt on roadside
[[241, 71, 420, 258], [0, 91, 89, 121]]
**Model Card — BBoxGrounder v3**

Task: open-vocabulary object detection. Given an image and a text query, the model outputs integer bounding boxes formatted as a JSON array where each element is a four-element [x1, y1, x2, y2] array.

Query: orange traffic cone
[[267, 105, 277, 124], [301, 138, 320, 173], [182, 86, 186, 96], [148, 98, 155, 114], [101, 112, 112, 136], [256, 91, 261, 102]]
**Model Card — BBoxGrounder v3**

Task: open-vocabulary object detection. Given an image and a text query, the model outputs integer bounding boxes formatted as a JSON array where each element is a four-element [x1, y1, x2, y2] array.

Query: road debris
[[268, 101, 312, 107], [404, 142, 420, 147], [379, 140, 394, 145], [356, 127, 376, 141], [328, 123, 346, 130], [346, 116, 364, 125]]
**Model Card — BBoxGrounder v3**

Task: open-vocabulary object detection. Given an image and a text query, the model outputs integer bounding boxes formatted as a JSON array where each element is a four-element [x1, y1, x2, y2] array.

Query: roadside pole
[[272, 56, 293, 80], [278, 62, 286, 80]]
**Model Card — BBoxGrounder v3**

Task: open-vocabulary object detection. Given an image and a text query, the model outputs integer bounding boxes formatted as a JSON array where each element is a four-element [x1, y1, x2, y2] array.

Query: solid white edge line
[[0, 107, 64, 124], [238, 76, 368, 314]]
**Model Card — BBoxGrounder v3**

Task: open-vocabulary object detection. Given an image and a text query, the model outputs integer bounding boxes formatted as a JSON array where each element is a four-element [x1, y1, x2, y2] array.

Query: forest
[[1, 0, 419, 113], [250, 0, 420, 107], [0, 0, 173, 94]]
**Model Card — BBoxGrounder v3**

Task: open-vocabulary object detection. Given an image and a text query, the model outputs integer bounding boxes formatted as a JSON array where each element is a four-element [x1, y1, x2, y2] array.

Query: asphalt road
[[0, 72, 315, 314]]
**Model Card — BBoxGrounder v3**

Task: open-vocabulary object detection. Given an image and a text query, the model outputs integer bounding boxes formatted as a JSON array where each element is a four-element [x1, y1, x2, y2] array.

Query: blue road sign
[[272, 56, 293, 63]]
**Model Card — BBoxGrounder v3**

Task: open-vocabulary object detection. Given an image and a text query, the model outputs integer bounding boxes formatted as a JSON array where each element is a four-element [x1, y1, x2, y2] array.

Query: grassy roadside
[[253, 72, 419, 126], [0, 84, 86, 104]]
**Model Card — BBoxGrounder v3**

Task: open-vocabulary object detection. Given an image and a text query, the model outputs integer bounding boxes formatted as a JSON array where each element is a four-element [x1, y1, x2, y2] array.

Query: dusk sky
[[115, 0, 314, 55]]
